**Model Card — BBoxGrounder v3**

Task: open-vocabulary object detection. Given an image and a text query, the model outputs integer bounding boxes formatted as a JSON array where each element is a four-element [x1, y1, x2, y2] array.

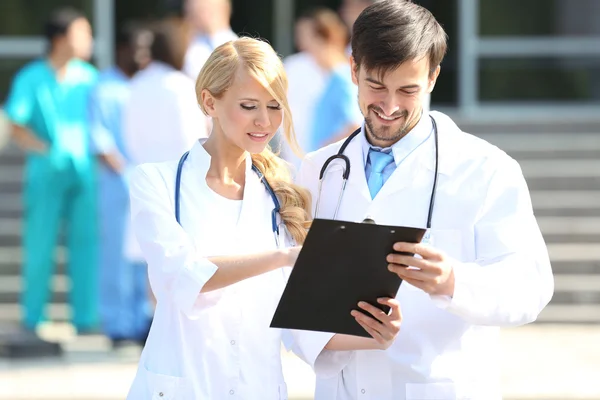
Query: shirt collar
[[361, 112, 433, 167], [188, 138, 253, 178]]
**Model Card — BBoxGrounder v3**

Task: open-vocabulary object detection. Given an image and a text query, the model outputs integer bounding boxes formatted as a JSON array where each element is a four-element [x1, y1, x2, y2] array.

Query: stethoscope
[[173, 116, 438, 247], [174, 151, 283, 247], [314, 115, 439, 234]]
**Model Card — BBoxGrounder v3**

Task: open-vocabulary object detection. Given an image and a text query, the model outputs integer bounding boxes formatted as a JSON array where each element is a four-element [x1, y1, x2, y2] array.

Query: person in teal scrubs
[[3, 7, 99, 332]]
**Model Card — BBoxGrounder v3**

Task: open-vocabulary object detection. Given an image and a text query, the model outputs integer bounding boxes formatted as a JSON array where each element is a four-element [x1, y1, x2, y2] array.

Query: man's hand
[[387, 242, 455, 297], [351, 298, 401, 350]]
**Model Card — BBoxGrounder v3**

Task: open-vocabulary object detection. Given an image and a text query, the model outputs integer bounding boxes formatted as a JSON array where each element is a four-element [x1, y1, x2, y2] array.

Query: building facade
[[1, 0, 599, 118]]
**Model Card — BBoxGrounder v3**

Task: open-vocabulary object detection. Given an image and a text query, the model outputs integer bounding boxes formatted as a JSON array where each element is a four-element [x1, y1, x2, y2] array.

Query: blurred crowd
[[2, 0, 401, 348]]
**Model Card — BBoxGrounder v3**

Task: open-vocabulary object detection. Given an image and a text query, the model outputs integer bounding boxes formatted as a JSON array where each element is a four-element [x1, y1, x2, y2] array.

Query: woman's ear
[[201, 89, 217, 117]]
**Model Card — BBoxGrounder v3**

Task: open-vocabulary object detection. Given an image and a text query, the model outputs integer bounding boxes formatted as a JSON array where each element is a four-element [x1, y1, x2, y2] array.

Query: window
[[480, 57, 600, 102], [480, 0, 600, 37], [0, 1, 94, 36]]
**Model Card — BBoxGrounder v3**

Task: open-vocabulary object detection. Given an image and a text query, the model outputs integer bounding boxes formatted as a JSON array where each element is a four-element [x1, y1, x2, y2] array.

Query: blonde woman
[[126, 37, 401, 400]]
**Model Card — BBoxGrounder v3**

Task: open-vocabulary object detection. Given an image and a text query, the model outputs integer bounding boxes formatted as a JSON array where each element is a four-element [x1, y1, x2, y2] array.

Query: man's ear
[[427, 65, 441, 94], [350, 56, 359, 85]]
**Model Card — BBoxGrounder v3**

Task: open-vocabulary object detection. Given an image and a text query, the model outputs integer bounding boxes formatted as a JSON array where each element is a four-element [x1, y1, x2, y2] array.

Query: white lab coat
[[123, 62, 207, 166], [183, 29, 239, 80], [292, 111, 554, 400], [126, 140, 292, 399]]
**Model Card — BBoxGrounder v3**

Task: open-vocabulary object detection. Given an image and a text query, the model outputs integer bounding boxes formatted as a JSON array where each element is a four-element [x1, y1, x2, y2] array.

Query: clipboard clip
[[361, 216, 376, 224]]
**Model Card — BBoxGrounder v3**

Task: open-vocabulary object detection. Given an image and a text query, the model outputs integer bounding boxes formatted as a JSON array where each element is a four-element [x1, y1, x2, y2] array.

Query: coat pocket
[[144, 366, 187, 400]]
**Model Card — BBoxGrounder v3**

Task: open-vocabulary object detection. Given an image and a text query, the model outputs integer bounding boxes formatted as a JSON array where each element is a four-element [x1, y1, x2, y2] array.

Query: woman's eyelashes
[[240, 103, 281, 111]]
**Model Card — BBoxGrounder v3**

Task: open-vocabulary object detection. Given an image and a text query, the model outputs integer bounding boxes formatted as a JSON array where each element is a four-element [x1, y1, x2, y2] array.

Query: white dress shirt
[[126, 140, 293, 399], [291, 111, 554, 400], [123, 62, 207, 166]]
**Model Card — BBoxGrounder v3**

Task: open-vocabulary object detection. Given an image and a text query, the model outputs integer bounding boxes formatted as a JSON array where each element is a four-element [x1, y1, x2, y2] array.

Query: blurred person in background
[[280, 14, 327, 171], [339, 0, 430, 112], [123, 17, 208, 166], [2, 7, 99, 333], [182, 0, 238, 80], [88, 22, 153, 348], [339, 0, 379, 56], [302, 8, 363, 152]]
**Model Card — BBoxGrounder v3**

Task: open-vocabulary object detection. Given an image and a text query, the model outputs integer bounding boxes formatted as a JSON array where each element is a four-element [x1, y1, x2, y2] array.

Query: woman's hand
[[281, 246, 301, 267]]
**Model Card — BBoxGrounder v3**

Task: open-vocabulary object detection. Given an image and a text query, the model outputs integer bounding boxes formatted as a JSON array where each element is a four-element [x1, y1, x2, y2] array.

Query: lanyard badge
[[421, 229, 433, 246]]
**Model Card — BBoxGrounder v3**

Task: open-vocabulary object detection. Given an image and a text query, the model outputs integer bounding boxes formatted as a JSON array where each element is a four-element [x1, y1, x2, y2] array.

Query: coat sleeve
[[432, 157, 554, 326], [129, 164, 218, 318]]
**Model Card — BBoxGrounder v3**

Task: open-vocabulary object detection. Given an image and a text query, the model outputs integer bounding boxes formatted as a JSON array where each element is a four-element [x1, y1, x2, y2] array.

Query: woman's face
[[204, 66, 283, 154]]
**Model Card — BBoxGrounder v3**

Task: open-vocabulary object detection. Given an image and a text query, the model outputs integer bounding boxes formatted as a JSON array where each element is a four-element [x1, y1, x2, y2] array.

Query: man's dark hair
[[44, 7, 85, 44], [150, 17, 191, 71], [351, 0, 447, 77]]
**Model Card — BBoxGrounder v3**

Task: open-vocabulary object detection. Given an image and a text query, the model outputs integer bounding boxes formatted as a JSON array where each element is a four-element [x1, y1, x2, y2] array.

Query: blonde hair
[[195, 37, 311, 244]]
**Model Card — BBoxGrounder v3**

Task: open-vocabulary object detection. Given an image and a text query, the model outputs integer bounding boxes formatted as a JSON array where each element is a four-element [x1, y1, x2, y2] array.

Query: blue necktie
[[367, 149, 394, 199]]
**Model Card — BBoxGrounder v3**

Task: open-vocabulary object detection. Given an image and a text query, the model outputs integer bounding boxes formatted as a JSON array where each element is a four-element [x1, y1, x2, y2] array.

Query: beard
[[364, 105, 420, 144]]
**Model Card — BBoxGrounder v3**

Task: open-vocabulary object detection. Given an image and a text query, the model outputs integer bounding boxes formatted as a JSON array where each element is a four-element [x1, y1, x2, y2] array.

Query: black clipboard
[[270, 218, 426, 337]]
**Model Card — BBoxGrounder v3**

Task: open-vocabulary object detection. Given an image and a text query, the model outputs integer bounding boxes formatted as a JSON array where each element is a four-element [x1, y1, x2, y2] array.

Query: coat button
[[230, 389, 235, 395], [230, 340, 235, 345], [361, 389, 366, 394], [159, 393, 164, 397]]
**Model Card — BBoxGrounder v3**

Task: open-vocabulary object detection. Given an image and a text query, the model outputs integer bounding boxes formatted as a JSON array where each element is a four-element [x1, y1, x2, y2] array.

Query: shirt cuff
[[430, 262, 480, 313], [291, 330, 353, 378], [172, 258, 218, 318]]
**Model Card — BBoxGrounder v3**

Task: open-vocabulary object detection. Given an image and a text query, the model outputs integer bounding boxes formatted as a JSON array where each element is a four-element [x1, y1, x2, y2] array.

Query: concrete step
[[1, 216, 598, 240], [2, 190, 599, 214], [0, 275, 69, 304], [0, 273, 597, 309], [531, 191, 600, 210], [536, 208, 600, 217], [508, 149, 600, 160], [536, 304, 600, 323], [519, 160, 600, 179], [4, 158, 600, 179], [0, 242, 597, 265], [1, 259, 596, 277], [476, 133, 600, 152], [550, 261, 600, 275], [526, 176, 600, 191], [0, 303, 70, 322], [547, 243, 600, 262], [551, 275, 600, 304]]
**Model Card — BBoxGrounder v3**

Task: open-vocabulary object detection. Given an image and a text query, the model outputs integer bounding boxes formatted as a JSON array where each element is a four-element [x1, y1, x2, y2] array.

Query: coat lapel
[[343, 131, 371, 201]]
